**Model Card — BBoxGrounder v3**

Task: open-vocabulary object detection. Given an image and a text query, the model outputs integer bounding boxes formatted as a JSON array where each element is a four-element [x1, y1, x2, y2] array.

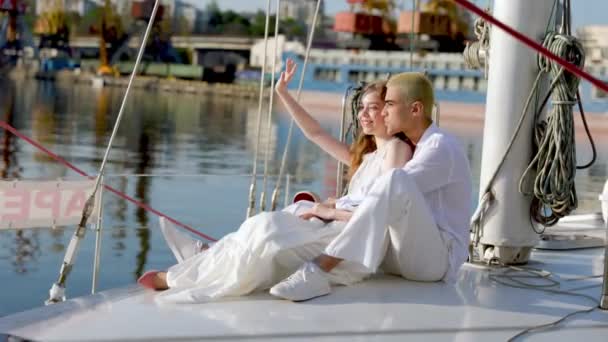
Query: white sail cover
[[0, 180, 99, 230]]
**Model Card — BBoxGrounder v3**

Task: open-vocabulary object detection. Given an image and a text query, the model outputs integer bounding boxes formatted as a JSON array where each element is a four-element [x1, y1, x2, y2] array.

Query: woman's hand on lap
[[322, 197, 337, 208], [299, 203, 335, 221]]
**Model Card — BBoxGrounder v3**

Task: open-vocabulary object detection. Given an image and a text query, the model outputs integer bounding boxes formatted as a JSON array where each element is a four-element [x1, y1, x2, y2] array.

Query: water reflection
[[9, 230, 41, 274], [132, 104, 159, 279], [31, 83, 58, 164], [94, 88, 110, 147], [93, 87, 129, 256], [1, 82, 20, 179], [0, 83, 41, 274]]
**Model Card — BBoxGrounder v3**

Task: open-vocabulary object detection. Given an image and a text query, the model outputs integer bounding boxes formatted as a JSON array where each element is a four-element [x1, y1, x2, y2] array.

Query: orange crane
[[95, 0, 124, 75], [397, 0, 471, 52], [33, 0, 71, 52], [422, 0, 470, 39], [334, 0, 398, 49], [359, 0, 395, 15], [96, 0, 167, 75]]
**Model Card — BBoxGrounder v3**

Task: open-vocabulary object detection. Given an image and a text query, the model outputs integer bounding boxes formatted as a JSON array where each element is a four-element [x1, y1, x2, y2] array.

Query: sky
[[183, 0, 608, 31]]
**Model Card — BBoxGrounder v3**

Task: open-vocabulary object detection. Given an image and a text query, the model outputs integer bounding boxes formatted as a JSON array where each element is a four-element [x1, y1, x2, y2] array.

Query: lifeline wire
[[46, 0, 165, 304], [246, 0, 272, 218], [0, 121, 215, 242]]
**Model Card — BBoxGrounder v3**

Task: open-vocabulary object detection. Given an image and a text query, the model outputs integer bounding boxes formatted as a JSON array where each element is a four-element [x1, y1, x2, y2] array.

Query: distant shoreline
[[8, 69, 608, 138], [293, 90, 608, 140]]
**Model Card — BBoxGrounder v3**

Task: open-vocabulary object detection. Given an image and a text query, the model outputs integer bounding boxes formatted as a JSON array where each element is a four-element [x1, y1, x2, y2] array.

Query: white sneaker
[[269, 262, 331, 301], [159, 217, 206, 263]]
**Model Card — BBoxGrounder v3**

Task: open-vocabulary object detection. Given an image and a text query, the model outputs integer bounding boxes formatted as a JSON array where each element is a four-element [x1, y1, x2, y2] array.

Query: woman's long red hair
[[347, 81, 411, 181]]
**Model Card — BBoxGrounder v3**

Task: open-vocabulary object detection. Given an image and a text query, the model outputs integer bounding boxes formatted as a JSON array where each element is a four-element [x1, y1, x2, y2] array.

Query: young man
[[270, 72, 473, 301]]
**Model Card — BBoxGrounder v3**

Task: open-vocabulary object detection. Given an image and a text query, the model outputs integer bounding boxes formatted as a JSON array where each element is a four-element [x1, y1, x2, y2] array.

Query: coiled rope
[[469, 68, 550, 254], [470, 29, 595, 252], [463, 15, 490, 76], [520, 32, 587, 226]]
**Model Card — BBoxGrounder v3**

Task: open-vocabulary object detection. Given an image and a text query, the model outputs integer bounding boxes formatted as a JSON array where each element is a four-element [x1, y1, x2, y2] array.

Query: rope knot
[[538, 32, 585, 73], [464, 16, 490, 75]]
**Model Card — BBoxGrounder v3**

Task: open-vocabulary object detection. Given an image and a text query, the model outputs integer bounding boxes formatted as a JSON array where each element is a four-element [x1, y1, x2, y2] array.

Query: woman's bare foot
[[138, 270, 169, 290], [314, 254, 343, 273]]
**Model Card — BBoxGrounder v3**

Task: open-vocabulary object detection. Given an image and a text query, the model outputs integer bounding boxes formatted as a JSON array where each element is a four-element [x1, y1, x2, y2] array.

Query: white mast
[[477, 0, 555, 264]]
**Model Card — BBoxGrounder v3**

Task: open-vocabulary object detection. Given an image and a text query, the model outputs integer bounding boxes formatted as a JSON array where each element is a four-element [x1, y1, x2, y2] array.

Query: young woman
[[138, 59, 413, 302]]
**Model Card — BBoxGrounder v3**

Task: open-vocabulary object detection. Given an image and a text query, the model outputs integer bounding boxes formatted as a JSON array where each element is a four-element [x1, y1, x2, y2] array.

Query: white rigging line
[[246, 0, 272, 218], [46, 0, 161, 304], [409, 0, 419, 68], [269, 0, 322, 211], [103, 173, 290, 178], [260, 0, 282, 212]]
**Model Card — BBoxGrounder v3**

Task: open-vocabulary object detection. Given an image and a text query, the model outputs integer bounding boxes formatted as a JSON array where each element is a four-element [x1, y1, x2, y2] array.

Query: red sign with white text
[[0, 181, 99, 229]]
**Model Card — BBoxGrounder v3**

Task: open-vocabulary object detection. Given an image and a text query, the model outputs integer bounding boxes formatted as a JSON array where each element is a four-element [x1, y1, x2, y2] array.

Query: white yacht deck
[[1, 219, 607, 341]]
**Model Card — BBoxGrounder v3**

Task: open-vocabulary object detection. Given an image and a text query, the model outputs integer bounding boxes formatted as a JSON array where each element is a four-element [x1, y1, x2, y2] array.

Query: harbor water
[[1, 78, 607, 317]]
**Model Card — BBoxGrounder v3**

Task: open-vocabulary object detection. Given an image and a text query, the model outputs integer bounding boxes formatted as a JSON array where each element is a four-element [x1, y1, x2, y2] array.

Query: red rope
[[0, 121, 217, 242], [453, 0, 608, 94]]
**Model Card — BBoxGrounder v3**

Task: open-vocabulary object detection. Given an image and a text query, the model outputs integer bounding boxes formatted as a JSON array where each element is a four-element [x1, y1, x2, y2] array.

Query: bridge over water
[[68, 35, 255, 65]]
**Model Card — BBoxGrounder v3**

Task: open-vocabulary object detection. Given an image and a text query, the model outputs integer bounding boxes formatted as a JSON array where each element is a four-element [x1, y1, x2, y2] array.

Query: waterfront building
[[578, 25, 608, 99], [578, 25, 608, 65], [174, 1, 197, 34], [279, 0, 323, 25], [155, 0, 200, 34], [35, 0, 98, 16], [279, 0, 325, 30], [35, 0, 134, 16]]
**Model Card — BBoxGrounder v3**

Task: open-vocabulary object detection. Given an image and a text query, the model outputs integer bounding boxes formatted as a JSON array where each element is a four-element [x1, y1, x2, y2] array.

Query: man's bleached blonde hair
[[386, 72, 435, 120]]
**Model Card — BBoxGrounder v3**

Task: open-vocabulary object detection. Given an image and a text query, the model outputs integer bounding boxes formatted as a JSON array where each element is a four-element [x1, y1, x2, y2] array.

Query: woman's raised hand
[[275, 58, 297, 94]]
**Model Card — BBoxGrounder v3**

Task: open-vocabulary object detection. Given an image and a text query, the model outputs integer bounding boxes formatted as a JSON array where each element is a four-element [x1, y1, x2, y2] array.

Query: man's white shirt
[[402, 123, 473, 282]]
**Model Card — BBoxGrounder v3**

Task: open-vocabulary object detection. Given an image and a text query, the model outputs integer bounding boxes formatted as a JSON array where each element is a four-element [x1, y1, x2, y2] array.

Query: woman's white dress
[[158, 139, 400, 303]]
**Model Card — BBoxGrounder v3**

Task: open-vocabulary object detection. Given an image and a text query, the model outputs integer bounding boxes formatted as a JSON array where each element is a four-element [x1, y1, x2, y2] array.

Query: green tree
[[221, 10, 250, 35], [205, 0, 223, 33], [281, 17, 306, 40], [249, 11, 271, 37], [206, 0, 220, 13], [249, 11, 307, 40]]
